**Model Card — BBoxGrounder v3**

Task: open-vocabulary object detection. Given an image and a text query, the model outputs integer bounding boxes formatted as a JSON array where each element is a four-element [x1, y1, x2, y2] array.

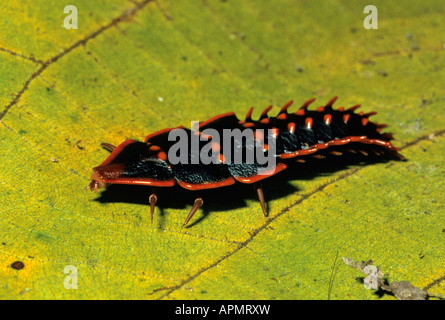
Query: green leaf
[[0, 0, 444, 299]]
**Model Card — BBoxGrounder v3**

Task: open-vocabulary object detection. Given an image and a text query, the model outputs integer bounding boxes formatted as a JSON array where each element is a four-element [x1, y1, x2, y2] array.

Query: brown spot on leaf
[[11, 261, 25, 270]]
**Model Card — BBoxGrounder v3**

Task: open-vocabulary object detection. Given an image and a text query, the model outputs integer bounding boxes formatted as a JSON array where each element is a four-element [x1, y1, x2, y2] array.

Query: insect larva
[[88, 97, 404, 226]]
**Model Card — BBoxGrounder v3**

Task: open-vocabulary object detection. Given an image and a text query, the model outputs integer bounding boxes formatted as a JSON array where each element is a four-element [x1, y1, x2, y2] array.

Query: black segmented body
[[89, 97, 403, 191], [88, 97, 404, 225]]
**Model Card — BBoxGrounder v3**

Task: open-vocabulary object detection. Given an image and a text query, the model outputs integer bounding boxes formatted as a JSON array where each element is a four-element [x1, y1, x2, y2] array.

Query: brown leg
[[183, 198, 204, 227], [255, 183, 268, 217], [100, 142, 116, 152], [149, 193, 158, 222]]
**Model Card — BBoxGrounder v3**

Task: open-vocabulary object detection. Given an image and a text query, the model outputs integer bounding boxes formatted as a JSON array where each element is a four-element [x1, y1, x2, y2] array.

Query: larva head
[[88, 140, 174, 191]]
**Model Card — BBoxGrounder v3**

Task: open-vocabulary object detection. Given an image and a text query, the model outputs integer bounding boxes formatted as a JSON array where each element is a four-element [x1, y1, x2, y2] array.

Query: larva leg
[[149, 193, 158, 222], [100, 142, 116, 152], [255, 183, 268, 217], [183, 198, 204, 227]]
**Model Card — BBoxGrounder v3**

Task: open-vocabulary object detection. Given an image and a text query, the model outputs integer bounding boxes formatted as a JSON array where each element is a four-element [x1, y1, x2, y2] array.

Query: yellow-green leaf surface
[[1, 0, 444, 299]]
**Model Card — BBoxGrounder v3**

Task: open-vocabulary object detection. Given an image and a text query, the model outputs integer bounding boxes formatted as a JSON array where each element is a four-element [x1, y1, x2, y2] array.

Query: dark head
[[87, 140, 175, 191]]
